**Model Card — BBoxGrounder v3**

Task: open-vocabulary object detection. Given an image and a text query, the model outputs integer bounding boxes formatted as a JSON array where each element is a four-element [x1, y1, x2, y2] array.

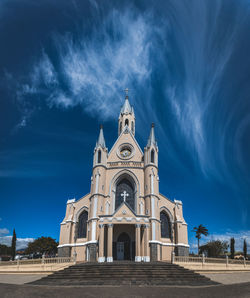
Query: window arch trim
[[109, 170, 140, 214]]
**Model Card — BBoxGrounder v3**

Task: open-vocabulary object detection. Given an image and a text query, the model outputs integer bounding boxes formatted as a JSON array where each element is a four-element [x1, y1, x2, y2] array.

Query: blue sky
[[0, 0, 250, 252]]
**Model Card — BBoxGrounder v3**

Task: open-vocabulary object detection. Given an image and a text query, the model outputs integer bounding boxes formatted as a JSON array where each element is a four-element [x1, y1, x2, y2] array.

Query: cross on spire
[[121, 190, 129, 202], [124, 88, 129, 97]]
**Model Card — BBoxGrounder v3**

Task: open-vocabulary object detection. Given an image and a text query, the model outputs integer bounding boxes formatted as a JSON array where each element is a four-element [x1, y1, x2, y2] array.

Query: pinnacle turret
[[96, 124, 106, 149], [147, 123, 157, 148]]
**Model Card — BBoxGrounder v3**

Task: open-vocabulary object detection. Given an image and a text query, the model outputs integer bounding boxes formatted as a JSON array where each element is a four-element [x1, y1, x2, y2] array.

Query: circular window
[[117, 144, 135, 160]]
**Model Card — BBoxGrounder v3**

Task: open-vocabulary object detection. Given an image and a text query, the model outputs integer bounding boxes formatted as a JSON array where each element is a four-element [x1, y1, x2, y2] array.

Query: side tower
[[144, 123, 160, 261], [89, 125, 108, 261]]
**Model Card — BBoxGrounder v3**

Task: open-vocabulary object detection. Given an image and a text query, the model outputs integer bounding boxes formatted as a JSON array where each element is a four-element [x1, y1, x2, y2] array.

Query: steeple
[[96, 124, 106, 149], [147, 123, 157, 148], [93, 124, 107, 167], [120, 96, 133, 115], [118, 89, 135, 136]]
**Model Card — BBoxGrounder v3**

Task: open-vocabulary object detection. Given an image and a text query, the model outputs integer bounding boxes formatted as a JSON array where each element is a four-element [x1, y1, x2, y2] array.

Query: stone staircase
[[31, 262, 219, 286]]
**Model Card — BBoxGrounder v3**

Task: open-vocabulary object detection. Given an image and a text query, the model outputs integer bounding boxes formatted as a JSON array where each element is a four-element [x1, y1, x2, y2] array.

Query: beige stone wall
[[161, 245, 174, 261]]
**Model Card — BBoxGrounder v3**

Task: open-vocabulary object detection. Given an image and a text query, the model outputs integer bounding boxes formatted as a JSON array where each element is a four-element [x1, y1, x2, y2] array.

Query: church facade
[[58, 94, 189, 262]]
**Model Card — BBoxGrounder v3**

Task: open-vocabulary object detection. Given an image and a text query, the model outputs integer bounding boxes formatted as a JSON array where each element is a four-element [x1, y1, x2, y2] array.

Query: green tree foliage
[[0, 244, 12, 255], [192, 224, 209, 255], [11, 229, 16, 261], [200, 240, 228, 257], [243, 239, 247, 259], [25, 237, 58, 255], [230, 237, 235, 259]]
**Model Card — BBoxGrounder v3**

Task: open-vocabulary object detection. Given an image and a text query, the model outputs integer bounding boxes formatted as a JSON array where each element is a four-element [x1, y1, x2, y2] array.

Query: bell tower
[[144, 123, 159, 261], [89, 124, 108, 261], [118, 89, 135, 136]]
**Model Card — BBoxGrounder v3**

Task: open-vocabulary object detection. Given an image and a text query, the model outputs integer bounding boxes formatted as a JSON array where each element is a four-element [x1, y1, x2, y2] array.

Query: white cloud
[[0, 236, 34, 250], [17, 8, 163, 121], [0, 228, 9, 235], [189, 230, 250, 252]]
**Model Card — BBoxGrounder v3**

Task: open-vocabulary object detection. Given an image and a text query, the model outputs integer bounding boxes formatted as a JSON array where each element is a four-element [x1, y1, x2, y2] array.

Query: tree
[[230, 237, 235, 259], [243, 239, 247, 259], [25, 237, 58, 256], [192, 225, 209, 255], [200, 240, 228, 257], [0, 244, 12, 255], [11, 229, 16, 261]]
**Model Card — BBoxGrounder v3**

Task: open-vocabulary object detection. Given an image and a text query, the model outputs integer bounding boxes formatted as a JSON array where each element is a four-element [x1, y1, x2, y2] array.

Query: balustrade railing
[[174, 255, 250, 267], [0, 256, 74, 266]]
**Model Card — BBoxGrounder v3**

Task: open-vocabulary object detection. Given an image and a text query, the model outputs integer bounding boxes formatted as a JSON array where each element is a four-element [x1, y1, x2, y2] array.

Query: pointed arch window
[[160, 211, 171, 238], [115, 178, 135, 211], [78, 211, 88, 238], [125, 119, 129, 126], [131, 121, 134, 133], [98, 150, 101, 163], [151, 149, 155, 163]]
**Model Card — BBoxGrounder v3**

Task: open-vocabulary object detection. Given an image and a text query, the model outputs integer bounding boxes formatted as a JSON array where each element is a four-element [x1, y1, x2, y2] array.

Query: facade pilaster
[[141, 226, 145, 261], [135, 224, 141, 262], [107, 224, 113, 262], [144, 224, 150, 262], [98, 224, 105, 263]]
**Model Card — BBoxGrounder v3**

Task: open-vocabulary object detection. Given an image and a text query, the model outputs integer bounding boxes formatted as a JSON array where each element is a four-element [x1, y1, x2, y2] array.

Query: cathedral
[[58, 93, 189, 262]]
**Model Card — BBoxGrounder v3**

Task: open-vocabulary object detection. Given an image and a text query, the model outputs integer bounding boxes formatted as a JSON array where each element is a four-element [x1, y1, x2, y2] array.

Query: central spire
[[118, 89, 135, 136], [120, 89, 133, 115]]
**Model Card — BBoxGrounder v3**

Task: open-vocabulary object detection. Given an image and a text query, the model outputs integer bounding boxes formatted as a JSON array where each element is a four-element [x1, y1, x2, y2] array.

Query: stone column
[[141, 226, 145, 261], [98, 224, 105, 263], [144, 224, 150, 262], [107, 224, 113, 262], [135, 224, 141, 262]]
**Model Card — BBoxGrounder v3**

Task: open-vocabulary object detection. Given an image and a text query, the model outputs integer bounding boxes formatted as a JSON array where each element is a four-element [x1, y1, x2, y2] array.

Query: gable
[[108, 126, 143, 163], [112, 202, 136, 218]]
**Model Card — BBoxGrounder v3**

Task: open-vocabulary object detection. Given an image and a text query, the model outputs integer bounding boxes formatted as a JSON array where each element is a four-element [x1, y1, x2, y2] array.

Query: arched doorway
[[117, 232, 131, 261]]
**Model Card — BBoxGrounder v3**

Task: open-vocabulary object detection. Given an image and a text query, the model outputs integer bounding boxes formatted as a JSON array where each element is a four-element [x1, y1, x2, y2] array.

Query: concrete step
[[30, 262, 219, 287]]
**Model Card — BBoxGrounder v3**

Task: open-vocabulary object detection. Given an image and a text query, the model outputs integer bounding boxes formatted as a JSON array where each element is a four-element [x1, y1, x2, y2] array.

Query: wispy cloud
[[17, 8, 162, 120], [7, 1, 250, 210]]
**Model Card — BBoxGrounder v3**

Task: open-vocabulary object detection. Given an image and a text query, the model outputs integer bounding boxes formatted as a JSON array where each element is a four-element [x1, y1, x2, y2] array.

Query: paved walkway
[[0, 274, 49, 285], [0, 283, 250, 298], [203, 272, 250, 285], [0, 272, 250, 297]]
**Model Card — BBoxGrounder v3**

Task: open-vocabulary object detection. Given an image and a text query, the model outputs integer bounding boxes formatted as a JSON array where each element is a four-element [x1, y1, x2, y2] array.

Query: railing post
[[202, 253, 205, 267], [226, 255, 228, 268], [171, 251, 175, 264], [73, 250, 77, 265], [42, 255, 45, 271], [17, 259, 20, 271]]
